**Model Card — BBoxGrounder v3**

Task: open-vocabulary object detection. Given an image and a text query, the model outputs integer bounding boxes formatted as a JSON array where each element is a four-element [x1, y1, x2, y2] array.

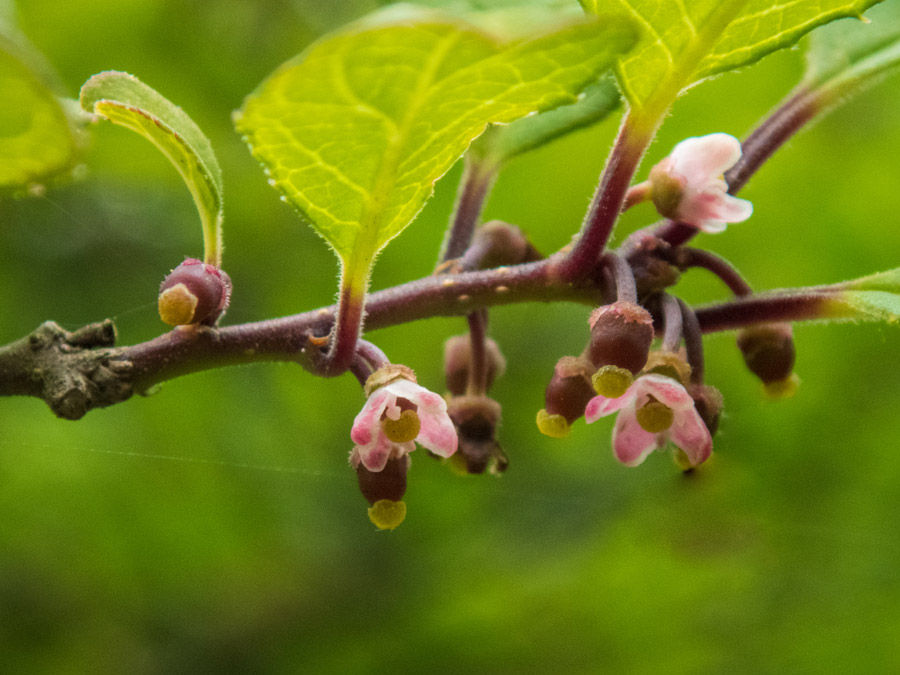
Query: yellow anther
[[368, 499, 407, 530], [381, 409, 421, 443], [158, 283, 198, 326], [591, 365, 634, 398], [763, 373, 800, 399], [536, 409, 570, 438], [635, 399, 674, 433]]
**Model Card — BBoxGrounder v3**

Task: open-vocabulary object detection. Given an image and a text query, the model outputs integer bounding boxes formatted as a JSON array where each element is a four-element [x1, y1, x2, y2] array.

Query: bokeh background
[[2, 0, 899, 671]]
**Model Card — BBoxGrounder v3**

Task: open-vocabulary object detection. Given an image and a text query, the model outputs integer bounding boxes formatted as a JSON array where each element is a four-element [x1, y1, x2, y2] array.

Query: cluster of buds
[[341, 133, 801, 526], [537, 300, 654, 438]]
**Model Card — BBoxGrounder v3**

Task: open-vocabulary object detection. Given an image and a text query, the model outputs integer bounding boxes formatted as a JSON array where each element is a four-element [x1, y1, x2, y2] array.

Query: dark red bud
[[688, 383, 724, 436], [356, 454, 410, 506], [446, 396, 507, 475], [544, 356, 595, 424], [736, 323, 795, 384], [458, 220, 540, 271], [587, 301, 654, 374], [158, 258, 232, 326]]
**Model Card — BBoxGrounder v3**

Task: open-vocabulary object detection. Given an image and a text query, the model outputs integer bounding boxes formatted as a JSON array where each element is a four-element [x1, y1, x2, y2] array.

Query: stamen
[[592, 365, 633, 398], [158, 283, 199, 326], [635, 398, 674, 433], [536, 409, 570, 438], [381, 409, 421, 443], [367, 499, 407, 530]]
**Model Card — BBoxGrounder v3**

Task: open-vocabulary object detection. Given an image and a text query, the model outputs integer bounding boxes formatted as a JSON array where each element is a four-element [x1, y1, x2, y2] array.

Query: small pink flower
[[650, 133, 753, 233], [350, 377, 458, 472], [584, 373, 712, 468]]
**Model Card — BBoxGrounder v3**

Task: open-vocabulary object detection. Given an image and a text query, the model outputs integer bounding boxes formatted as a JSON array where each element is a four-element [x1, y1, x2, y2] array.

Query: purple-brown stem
[[678, 299, 705, 384], [440, 157, 498, 263], [466, 309, 489, 396], [557, 117, 651, 280], [660, 293, 683, 353], [604, 251, 638, 304], [667, 247, 753, 297]]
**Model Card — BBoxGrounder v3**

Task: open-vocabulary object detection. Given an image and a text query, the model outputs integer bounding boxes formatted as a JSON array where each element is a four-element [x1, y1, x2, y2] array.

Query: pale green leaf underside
[[235, 13, 636, 267], [80, 71, 223, 263], [804, 0, 900, 95], [826, 267, 900, 322], [471, 75, 621, 167], [0, 36, 81, 193], [580, 0, 882, 108]]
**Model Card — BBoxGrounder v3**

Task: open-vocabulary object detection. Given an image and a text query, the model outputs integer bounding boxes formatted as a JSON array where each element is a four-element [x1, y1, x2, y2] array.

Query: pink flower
[[584, 373, 712, 468], [350, 377, 458, 472], [650, 133, 753, 233]]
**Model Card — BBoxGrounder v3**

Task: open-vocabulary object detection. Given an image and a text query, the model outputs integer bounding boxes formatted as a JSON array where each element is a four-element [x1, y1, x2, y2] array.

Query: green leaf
[[0, 19, 83, 196], [579, 0, 883, 112], [804, 0, 900, 103], [470, 75, 621, 168], [79, 71, 224, 265], [824, 267, 900, 322], [236, 10, 636, 297]]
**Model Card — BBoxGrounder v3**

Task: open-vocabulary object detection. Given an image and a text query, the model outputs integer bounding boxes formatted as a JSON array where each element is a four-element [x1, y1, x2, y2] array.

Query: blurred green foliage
[[1, 1, 898, 671]]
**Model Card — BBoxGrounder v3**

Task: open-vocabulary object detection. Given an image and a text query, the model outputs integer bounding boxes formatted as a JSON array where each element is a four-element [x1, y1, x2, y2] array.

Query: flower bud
[[537, 356, 594, 437], [587, 301, 654, 375], [736, 323, 796, 391], [443, 335, 506, 397], [688, 383, 724, 436], [158, 258, 232, 327], [458, 220, 539, 270], [355, 454, 410, 530], [446, 395, 507, 475]]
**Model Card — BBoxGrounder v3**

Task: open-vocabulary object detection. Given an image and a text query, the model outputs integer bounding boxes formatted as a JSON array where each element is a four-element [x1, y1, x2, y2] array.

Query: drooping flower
[[350, 370, 458, 473], [649, 133, 753, 233], [584, 373, 712, 468]]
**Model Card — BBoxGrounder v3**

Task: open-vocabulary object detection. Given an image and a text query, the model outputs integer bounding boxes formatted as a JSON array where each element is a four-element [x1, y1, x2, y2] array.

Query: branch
[[1, 259, 605, 418]]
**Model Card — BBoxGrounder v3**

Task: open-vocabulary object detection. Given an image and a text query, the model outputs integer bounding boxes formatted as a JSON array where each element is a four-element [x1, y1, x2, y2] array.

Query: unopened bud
[[643, 350, 691, 386], [158, 258, 232, 326], [458, 220, 540, 271], [443, 335, 506, 396], [446, 396, 507, 475], [688, 383, 724, 436], [539, 356, 594, 437], [587, 301, 654, 375], [737, 323, 795, 388], [356, 454, 410, 506]]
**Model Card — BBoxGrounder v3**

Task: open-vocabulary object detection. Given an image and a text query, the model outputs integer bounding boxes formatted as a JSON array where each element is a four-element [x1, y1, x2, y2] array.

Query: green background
[[1, 1, 899, 671]]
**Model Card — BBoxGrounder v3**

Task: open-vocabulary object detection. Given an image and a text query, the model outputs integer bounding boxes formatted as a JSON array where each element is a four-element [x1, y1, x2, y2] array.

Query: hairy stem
[[557, 114, 654, 280], [440, 157, 498, 263]]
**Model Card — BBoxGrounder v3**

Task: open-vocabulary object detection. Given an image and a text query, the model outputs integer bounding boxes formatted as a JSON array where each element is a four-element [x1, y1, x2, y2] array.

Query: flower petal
[[634, 374, 694, 411], [416, 408, 458, 458], [354, 433, 394, 472], [584, 392, 634, 423], [667, 407, 713, 467], [671, 133, 742, 183], [611, 408, 661, 466], [350, 387, 392, 446]]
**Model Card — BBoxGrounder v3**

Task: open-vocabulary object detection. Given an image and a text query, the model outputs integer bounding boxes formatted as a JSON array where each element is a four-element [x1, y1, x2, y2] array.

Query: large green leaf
[[0, 18, 83, 195], [235, 9, 637, 296], [804, 0, 900, 102], [579, 0, 883, 112], [80, 71, 224, 265]]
